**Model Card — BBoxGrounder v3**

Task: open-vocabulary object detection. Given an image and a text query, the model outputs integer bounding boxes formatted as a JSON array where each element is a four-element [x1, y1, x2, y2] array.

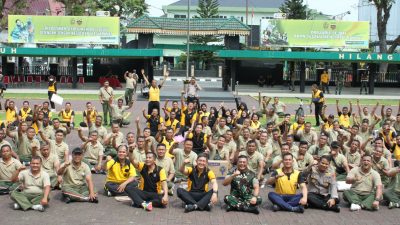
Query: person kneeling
[[222, 155, 262, 214], [177, 153, 218, 212], [58, 148, 98, 204], [126, 152, 168, 211], [304, 155, 340, 212], [267, 152, 307, 213], [104, 145, 137, 196]]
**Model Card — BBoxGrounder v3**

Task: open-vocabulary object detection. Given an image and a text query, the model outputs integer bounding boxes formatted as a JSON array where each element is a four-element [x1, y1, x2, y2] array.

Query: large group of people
[[0, 72, 400, 217]]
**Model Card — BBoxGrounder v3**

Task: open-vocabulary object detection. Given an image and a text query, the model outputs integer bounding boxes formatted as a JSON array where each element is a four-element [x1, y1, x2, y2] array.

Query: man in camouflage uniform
[[335, 72, 345, 95], [222, 155, 262, 214]]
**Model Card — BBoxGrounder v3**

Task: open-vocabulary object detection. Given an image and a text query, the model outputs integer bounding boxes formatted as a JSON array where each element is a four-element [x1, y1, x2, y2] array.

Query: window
[[174, 14, 186, 18]]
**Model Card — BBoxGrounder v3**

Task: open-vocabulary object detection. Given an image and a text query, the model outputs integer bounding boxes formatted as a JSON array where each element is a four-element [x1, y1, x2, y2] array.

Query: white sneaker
[[32, 204, 45, 212], [350, 203, 361, 211], [13, 203, 20, 210], [107, 191, 112, 197]]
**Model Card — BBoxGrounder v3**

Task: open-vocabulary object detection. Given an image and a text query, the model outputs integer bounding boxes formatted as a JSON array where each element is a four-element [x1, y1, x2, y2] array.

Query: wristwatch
[[213, 190, 218, 194]]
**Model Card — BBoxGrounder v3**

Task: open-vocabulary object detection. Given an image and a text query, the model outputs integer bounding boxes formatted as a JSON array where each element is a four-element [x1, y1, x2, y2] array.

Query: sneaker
[[389, 202, 395, 209], [247, 206, 260, 215], [168, 188, 174, 196], [146, 202, 153, 211], [90, 197, 99, 204], [32, 204, 45, 212], [350, 203, 361, 211], [396, 203, 400, 208], [184, 204, 196, 213], [272, 204, 281, 212], [13, 203, 21, 210], [107, 191, 112, 197], [204, 203, 212, 211]]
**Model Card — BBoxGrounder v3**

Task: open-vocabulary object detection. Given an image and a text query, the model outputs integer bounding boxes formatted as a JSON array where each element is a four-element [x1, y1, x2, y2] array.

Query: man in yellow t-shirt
[[5, 99, 18, 126], [104, 145, 137, 196], [142, 69, 168, 115], [47, 75, 57, 111], [320, 70, 330, 94], [267, 152, 308, 213], [127, 152, 168, 211]]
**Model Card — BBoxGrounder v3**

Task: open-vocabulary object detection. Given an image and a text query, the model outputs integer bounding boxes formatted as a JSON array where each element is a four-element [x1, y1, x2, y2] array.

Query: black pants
[[177, 188, 213, 210], [314, 102, 323, 126], [104, 181, 137, 196], [48, 91, 56, 109], [307, 193, 339, 211], [360, 81, 368, 94], [148, 101, 160, 115], [126, 188, 163, 207]]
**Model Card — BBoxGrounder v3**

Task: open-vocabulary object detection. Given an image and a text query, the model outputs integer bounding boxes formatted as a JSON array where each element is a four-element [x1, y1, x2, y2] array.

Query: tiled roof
[[127, 15, 250, 36], [169, 0, 285, 8]]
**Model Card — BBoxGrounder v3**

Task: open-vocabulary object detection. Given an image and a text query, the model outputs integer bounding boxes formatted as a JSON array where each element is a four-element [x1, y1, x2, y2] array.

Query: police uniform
[[305, 166, 340, 211], [177, 166, 216, 210]]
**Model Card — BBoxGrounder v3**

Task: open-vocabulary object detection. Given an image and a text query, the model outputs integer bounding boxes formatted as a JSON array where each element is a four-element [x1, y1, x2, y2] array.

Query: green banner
[[8, 15, 120, 45], [260, 19, 369, 49]]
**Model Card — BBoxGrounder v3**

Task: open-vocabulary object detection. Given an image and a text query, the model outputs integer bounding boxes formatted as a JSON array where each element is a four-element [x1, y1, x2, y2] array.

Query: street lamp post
[[186, 0, 191, 79]]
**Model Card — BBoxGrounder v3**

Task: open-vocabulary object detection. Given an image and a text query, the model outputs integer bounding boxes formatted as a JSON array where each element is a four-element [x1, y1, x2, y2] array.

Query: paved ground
[[1, 87, 400, 225]]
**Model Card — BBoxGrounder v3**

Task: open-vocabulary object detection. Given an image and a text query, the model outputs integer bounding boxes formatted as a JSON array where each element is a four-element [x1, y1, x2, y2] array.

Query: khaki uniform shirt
[[256, 140, 272, 157], [89, 125, 108, 144], [209, 143, 229, 160], [125, 77, 136, 89], [239, 151, 264, 173], [62, 163, 91, 186], [18, 169, 50, 194], [132, 148, 146, 163], [111, 104, 129, 120], [224, 139, 237, 155], [0, 158, 22, 181], [330, 153, 347, 171], [99, 86, 114, 102], [156, 157, 175, 176], [39, 153, 59, 177], [272, 155, 299, 170], [371, 156, 390, 185], [347, 167, 382, 195], [173, 148, 197, 177], [269, 140, 281, 159], [345, 151, 361, 168], [213, 125, 230, 139], [83, 141, 104, 164], [307, 144, 331, 157], [105, 132, 124, 148], [298, 130, 318, 145], [17, 135, 40, 158], [294, 152, 314, 171], [49, 139, 68, 162]]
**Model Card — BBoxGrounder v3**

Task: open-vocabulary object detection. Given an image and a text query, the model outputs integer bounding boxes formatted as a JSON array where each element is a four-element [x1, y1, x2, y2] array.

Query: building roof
[[127, 15, 250, 36], [169, 0, 285, 8], [3, 0, 50, 16]]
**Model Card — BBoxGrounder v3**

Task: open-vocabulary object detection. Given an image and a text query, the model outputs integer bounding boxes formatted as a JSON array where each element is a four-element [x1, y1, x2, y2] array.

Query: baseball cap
[[72, 148, 83, 154], [330, 141, 340, 148]]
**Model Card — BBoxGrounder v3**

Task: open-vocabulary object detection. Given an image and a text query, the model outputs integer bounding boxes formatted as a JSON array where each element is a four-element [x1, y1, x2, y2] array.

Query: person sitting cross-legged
[[222, 155, 262, 214], [177, 153, 218, 213], [343, 154, 382, 211], [126, 152, 168, 211], [58, 147, 98, 204], [267, 152, 307, 213], [103, 145, 137, 196], [10, 156, 50, 212]]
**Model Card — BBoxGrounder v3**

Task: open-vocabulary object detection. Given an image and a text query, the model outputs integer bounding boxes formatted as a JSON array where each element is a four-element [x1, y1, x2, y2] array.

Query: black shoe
[[204, 203, 212, 211], [293, 205, 304, 213], [226, 205, 235, 212], [90, 197, 99, 204], [64, 197, 71, 204], [184, 204, 196, 213], [272, 204, 281, 212], [331, 205, 340, 213], [247, 206, 260, 215]]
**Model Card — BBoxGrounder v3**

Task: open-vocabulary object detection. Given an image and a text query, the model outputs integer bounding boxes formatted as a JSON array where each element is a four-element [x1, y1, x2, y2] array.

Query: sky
[[145, 0, 360, 21]]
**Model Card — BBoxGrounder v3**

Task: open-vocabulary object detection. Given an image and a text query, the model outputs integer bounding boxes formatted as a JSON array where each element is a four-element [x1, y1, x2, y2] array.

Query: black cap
[[72, 147, 83, 154], [330, 141, 340, 148]]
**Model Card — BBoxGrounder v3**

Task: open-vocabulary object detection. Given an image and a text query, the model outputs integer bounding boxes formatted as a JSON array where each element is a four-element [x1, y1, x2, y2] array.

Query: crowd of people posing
[[0, 78, 400, 216]]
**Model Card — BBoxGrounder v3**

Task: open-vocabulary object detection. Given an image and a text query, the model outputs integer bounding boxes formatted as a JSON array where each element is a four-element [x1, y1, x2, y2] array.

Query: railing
[[10, 65, 93, 76]]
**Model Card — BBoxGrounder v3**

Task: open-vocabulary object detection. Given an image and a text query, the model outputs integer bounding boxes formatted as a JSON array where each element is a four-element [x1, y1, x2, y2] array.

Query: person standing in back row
[[124, 70, 138, 106], [320, 70, 330, 94], [99, 81, 114, 126], [310, 84, 325, 127], [360, 72, 369, 95], [142, 69, 168, 115], [47, 75, 57, 112]]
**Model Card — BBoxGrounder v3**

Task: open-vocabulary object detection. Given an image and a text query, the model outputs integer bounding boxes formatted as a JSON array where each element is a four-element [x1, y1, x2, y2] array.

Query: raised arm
[[142, 69, 150, 86], [135, 116, 142, 136], [348, 101, 353, 115], [77, 127, 88, 142], [38, 130, 50, 145], [356, 99, 362, 117], [159, 71, 169, 88], [336, 99, 340, 114]]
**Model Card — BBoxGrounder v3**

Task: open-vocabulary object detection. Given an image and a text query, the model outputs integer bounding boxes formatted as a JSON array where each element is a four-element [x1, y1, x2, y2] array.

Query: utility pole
[[245, 0, 249, 46], [186, 0, 191, 79]]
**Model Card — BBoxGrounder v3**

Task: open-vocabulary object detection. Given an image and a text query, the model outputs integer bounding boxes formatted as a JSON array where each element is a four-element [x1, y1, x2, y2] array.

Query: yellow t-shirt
[[274, 168, 302, 195], [106, 159, 136, 184], [161, 136, 175, 159], [60, 110, 74, 123], [149, 86, 160, 102], [393, 144, 400, 160], [48, 82, 56, 92], [321, 73, 329, 83], [5, 108, 17, 124], [19, 108, 32, 121]]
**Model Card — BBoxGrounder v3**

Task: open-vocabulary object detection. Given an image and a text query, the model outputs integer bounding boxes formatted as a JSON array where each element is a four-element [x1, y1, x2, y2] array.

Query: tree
[[0, 0, 29, 29], [279, 0, 311, 19], [190, 0, 221, 70], [371, 0, 400, 72], [59, 0, 148, 17]]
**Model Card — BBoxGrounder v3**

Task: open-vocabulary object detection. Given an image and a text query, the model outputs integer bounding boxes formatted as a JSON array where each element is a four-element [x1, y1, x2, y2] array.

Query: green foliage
[[190, 0, 221, 70], [279, 0, 311, 20], [0, 0, 29, 29]]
